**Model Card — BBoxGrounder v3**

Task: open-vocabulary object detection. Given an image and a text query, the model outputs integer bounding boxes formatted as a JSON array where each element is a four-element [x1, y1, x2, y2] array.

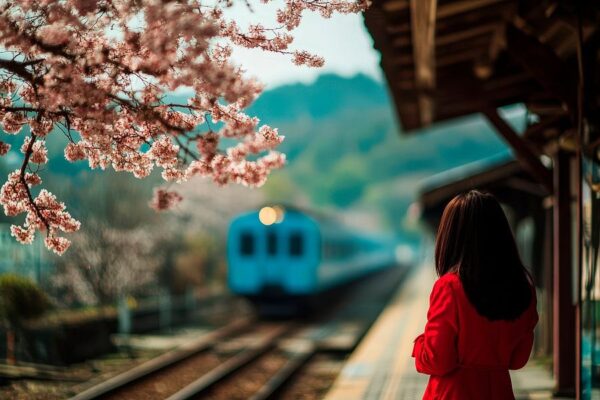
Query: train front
[[227, 206, 321, 308]]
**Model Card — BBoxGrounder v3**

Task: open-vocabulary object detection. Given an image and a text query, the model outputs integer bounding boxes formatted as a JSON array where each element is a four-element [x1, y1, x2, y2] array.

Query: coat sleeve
[[509, 288, 539, 370], [412, 277, 459, 376]]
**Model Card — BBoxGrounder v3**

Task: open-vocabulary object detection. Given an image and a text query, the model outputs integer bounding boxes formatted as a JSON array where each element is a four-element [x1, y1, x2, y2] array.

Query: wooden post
[[485, 108, 576, 392], [545, 206, 554, 358], [553, 149, 576, 396], [159, 289, 172, 331], [117, 295, 131, 336], [6, 329, 15, 365]]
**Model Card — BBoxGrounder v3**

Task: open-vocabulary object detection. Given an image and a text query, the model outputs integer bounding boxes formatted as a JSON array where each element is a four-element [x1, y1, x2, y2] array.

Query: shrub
[[0, 274, 51, 325]]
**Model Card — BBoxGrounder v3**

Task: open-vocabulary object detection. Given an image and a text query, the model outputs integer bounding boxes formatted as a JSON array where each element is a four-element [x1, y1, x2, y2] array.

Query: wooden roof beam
[[385, 24, 411, 35], [392, 36, 411, 48], [437, 24, 498, 46], [383, 0, 509, 17], [505, 22, 577, 113], [437, 0, 510, 19], [437, 48, 488, 67], [523, 114, 571, 142], [484, 108, 553, 194], [473, 23, 506, 79], [410, 0, 437, 125], [383, 0, 410, 13]]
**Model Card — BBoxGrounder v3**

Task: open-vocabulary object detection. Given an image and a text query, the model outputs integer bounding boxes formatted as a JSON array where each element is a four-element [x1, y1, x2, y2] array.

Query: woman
[[412, 190, 538, 399]]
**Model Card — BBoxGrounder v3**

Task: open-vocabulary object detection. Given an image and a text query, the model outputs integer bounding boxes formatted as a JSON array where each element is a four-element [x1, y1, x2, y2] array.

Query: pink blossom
[[197, 132, 220, 157], [44, 236, 71, 255], [1, 170, 29, 217], [10, 225, 34, 244], [0, 141, 10, 156], [148, 136, 179, 168], [38, 23, 71, 46], [161, 167, 186, 182], [24, 173, 42, 186], [227, 144, 248, 162], [0, 80, 16, 94], [2, 112, 25, 134], [0, 0, 365, 253], [186, 160, 212, 178], [72, 0, 98, 15], [33, 189, 81, 233], [293, 51, 325, 67], [30, 118, 53, 137], [21, 138, 48, 164], [150, 188, 183, 211], [259, 151, 287, 169], [64, 142, 86, 162]]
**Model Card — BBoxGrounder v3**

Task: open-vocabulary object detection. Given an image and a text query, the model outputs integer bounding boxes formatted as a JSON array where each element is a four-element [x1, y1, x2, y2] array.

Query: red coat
[[412, 272, 538, 400]]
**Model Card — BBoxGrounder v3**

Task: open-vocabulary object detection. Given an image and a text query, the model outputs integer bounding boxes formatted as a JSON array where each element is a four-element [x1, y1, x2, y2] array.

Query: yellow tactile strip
[[324, 265, 435, 400]]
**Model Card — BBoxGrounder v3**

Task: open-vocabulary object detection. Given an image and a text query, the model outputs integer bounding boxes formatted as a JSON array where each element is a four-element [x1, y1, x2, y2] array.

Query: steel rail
[[69, 318, 253, 400], [248, 342, 316, 400], [165, 325, 290, 400]]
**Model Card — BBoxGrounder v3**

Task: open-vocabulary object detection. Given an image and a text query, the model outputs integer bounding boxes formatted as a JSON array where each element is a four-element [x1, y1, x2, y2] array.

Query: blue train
[[227, 205, 408, 312]]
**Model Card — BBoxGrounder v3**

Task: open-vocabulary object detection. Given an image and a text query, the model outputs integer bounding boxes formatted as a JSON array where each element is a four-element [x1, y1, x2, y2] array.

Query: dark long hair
[[435, 190, 532, 321]]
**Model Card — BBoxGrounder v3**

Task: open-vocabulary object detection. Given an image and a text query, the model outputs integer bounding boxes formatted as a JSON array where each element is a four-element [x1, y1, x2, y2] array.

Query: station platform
[[324, 264, 559, 400]]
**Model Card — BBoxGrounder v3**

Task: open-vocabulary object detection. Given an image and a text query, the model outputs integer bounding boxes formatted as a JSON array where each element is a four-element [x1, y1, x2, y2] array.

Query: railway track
[[167, 338, 315, 400], [70, 267, 409, 400], [69, 316, 315, 400], [71, 319, 318, 400]]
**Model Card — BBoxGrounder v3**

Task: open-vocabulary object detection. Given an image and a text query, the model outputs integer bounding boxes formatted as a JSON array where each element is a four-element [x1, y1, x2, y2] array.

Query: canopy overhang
[[364, 0, 597, 134]]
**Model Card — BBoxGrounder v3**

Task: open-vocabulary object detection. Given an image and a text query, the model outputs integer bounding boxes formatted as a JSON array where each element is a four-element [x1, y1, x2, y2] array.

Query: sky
[[225, 3, 383, 89]]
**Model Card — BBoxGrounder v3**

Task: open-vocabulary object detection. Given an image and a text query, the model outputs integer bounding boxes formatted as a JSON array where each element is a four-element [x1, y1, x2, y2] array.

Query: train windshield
[[289, 232, 303, 256], [267, 231, 277, 255], [240, 232, 254, 256]]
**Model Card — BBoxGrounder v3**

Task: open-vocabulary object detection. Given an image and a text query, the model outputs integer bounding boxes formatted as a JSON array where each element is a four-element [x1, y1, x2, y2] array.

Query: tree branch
[[0, 59, 38, 84], [19, 134, 50, 233]]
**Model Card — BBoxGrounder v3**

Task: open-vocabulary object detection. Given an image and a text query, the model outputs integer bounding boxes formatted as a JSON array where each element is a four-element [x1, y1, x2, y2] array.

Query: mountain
[[250, 73, 513, 231], [249, 74, 389, 121]]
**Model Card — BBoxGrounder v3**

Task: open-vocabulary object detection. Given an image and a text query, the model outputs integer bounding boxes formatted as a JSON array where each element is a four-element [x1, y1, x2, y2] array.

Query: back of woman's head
[[435, 190, 532, 321]]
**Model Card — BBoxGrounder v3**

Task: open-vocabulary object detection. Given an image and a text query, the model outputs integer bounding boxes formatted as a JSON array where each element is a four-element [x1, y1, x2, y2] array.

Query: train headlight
[[259, 206, 278, 225], [273, 205, 285, 223], [259, 206, 285, 225]]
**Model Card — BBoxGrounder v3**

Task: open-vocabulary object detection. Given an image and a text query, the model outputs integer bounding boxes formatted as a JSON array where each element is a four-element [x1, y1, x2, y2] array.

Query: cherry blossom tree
[[52, 220, 164, 306], [0, 0, 368, 254]]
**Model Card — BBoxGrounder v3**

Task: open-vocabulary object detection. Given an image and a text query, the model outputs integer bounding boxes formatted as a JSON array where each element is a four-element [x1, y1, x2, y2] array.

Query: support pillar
[[554, 149, 576, 396]]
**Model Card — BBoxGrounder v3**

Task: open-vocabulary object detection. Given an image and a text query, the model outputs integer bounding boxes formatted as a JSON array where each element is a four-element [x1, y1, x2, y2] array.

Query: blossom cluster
[[150, 188, 183, 211], [0, 0, 368, 253], [0, 171, 80, 254]]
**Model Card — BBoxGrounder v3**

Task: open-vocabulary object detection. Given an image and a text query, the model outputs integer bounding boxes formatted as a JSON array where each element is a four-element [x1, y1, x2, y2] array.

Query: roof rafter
[[409, 0, 437, 125], [437, 0, 510, 19], [483, 108, 553, 193], [505, 21, 577, 113]]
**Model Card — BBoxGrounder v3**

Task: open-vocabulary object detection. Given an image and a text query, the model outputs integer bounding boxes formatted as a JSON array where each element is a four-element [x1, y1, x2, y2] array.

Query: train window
[[267, 231, 277, 255], [240, 232, 254, 256], [289, 232, 303, 256]]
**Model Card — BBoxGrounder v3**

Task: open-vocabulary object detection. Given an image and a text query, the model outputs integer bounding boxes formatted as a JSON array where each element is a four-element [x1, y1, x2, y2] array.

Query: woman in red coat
[[412, 190, 538, 399]]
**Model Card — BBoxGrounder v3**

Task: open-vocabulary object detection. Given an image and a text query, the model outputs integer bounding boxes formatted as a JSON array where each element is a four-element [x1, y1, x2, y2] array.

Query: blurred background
[[0, 2, 598, 399], [0, 11, 525, 335], [0, 71, 525, 336]]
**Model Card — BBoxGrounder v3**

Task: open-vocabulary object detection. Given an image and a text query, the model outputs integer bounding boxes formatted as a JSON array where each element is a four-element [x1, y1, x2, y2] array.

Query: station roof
[[363, 0, 597, 133], [420, 151, 516, 202], [418, 150, 547, 226]]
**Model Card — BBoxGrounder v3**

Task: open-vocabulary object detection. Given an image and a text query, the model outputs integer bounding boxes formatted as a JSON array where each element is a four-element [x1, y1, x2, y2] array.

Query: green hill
[[251, 73, 515, 230], [249, 74, 389, 121]]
